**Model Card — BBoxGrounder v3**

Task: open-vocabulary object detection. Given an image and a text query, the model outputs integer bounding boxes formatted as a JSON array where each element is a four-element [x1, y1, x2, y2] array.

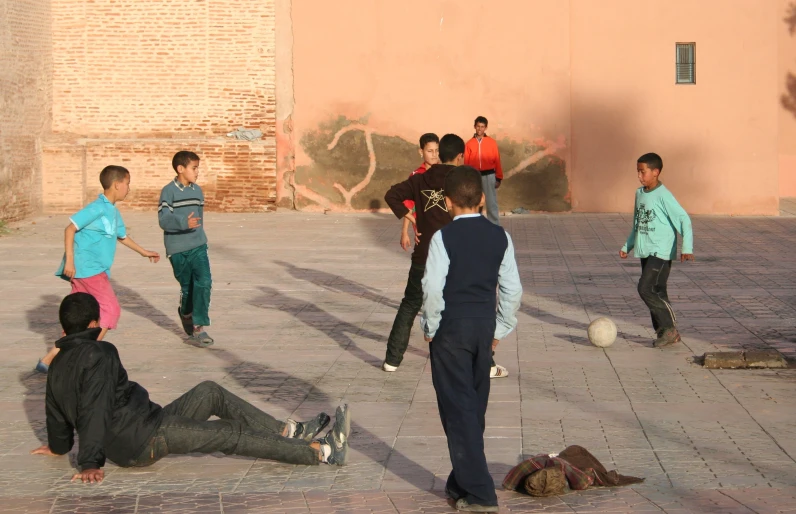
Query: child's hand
[[143, 250, 160, 263], [492, 339, 500, 350], [680, 253, 695, 262], [400, 231, 411, 252], [30, 445, 59, 457], [187, 212, 202, 229], [404, 212, 417, 226], [63, 260, 76, 278], [619, 250, 628, 259], [424, 335, 432, 342]]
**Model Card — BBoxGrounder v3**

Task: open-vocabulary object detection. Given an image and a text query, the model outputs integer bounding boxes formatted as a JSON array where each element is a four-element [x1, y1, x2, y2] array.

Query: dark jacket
[[384, 163, 455, 264], [46, 328, 164, 470]]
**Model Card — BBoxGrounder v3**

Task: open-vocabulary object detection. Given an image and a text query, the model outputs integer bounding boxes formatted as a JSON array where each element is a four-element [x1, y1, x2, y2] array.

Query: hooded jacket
[[384, 163, 455, 264], [45, 328, 164, 469]]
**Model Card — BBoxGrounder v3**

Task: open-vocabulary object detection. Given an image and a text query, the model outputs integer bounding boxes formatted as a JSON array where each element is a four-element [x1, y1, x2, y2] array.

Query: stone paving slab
[[1, 211, 795, 512]]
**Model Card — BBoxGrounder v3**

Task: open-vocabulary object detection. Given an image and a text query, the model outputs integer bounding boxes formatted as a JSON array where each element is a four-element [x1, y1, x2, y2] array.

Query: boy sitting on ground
[[32, 292, 350, 483]]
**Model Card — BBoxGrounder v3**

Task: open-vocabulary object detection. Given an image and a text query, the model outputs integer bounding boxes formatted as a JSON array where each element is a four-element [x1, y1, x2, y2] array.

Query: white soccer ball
[[587, 317, 617, 348]]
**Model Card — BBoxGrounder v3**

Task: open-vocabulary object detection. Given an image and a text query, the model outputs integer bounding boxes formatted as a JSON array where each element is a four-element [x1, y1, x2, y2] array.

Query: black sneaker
[[290, 412, 330, 441], [653, 328, 681, 348], [454, 499, 499, 513], [178, 307, 194, 336], [322, 404, 351, 466]]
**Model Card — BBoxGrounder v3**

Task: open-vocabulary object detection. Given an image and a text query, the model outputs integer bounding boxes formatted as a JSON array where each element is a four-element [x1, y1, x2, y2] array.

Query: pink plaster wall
[[571, 0, 779, 215], [780, 0, 796, 198], [285, 0, 571, 212], [282, 0, 781, 214]]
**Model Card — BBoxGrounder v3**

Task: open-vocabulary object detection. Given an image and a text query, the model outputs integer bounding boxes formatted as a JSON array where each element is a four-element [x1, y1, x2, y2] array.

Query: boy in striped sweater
[[158, 151, 214, 346]]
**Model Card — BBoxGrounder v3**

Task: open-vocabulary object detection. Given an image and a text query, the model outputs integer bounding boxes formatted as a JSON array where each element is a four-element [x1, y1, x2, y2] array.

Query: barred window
[[676, 43, 696, 84]]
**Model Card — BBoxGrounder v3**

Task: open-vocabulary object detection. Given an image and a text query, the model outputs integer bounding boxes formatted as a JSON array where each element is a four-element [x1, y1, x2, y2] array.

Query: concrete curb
[[700, 350, 789, 369]]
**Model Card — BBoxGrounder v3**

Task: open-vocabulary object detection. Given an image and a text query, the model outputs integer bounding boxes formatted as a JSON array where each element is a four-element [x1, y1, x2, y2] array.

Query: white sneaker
[[382, 362, 398, 372]]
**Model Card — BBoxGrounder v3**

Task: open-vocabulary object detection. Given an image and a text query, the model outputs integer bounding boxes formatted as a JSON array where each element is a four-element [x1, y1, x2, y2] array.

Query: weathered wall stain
[[497, 136, 571, 212], [293, 116, 570, 212]]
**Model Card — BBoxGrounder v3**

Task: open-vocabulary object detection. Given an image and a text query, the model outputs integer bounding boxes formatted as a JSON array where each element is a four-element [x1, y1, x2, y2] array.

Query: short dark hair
[[438, 134, 465, 163], [172, 151, 201, 172], [638, 152, 663, 172], [445, 165, 483, 208], [59, 292, 100, 335], [419, 133, 439, 150], [474, 116, 488, 126], [99, 166, 130, 190]]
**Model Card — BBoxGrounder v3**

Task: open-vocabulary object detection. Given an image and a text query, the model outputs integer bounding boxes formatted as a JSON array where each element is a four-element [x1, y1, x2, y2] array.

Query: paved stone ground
[[1, 210, 795, 513]]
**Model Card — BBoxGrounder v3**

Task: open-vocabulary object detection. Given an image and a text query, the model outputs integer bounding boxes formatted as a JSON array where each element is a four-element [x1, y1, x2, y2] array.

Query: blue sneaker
[[34, 360, 49, 374], [290, 412, 331, 441], [191, 330, 214, 347]]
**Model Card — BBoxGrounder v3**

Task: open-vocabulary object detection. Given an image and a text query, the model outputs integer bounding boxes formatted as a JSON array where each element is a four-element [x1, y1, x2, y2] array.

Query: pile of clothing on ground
[[503, 445, 644, 497]]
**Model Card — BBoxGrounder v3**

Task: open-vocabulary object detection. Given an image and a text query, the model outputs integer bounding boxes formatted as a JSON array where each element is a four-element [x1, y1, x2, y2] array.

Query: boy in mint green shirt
[[620, 153, 694, 348]]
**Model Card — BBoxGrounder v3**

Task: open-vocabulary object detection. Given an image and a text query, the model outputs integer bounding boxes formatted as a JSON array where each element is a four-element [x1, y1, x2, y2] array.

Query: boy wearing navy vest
[[421, 166, 522, 512]]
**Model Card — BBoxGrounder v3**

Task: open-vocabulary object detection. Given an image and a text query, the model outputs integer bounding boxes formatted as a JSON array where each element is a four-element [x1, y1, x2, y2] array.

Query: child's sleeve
[[384, 178, 416, 220], [621, 194, 639, 254], [158, 187, 188, 232], [420, 231, 449, 340], [70, 203, 102, 231], [662, 192, 693, 254], [495, 232, 522, 341]]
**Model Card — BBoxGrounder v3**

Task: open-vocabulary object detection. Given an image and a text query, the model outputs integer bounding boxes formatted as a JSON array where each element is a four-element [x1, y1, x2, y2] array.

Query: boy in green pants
[[158, 151, 214, 346]]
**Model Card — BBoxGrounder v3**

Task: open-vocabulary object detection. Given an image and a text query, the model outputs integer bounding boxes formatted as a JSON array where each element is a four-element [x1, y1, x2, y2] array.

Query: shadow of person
[[249, 286, 429, 367], [274, 260, 400, 310], [208, 346, 439, 492], [18, 371, 48, 443], [521, 302, 649, 348], [25, 294, 62, 354], [110, 280, 186, 339]]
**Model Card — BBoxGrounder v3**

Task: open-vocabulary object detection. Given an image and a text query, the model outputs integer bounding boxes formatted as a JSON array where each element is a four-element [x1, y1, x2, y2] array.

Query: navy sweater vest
[[440, 215, 508, 321]]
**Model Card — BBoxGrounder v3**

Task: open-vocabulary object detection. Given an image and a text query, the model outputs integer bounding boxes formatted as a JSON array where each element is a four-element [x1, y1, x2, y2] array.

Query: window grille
[[676, 43, 695, 84]]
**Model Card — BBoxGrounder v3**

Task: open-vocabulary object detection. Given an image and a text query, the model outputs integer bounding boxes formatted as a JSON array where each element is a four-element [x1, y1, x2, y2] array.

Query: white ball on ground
[[587, 317, 617, 348]]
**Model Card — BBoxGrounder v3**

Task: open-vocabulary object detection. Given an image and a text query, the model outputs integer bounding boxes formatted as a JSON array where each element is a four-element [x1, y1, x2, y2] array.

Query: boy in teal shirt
[[620, 153, 694, 348]]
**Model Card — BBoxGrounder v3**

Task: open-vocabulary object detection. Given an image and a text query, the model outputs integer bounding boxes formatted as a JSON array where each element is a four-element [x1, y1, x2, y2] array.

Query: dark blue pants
[[430, 317, 497, 507]]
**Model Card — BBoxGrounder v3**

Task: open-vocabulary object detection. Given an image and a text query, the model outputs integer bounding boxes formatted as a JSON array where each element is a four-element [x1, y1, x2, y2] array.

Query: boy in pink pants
[[35, 165, 160, 372]]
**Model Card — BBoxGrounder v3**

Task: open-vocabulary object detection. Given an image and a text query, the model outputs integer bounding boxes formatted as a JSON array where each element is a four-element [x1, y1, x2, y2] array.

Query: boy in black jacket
[[383, 135, 509, 378], [31, 293, 351, 483]]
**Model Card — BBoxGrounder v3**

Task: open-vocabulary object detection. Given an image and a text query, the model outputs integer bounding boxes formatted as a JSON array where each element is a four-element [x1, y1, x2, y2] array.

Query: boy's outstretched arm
[[495, 233, 523, 344], [662, 193, 694, 260], [420, 232, 449, 341], [72, 347, 118, 483], [118, 236, 160, 262]]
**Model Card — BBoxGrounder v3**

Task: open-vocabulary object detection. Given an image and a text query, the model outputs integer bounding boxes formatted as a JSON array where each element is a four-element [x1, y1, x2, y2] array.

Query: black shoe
[[291, 412, 330, 441], [454, 499, 499, 513], [178, 307, 194, 336], [653, 328, 681, 348], [322, 404, 351, 466]]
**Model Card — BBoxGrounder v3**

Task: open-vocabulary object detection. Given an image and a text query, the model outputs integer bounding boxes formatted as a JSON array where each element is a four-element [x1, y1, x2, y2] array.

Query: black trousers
[[638, 256, 676, 333], [129, 381, 318, 467], [430, 317, 497, 507], [385, 263, 425, 367]]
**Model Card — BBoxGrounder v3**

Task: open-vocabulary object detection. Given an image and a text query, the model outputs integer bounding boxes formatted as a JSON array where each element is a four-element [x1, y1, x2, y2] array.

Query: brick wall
[[44, 0, 277, 213], [0, 0, 52, 221]]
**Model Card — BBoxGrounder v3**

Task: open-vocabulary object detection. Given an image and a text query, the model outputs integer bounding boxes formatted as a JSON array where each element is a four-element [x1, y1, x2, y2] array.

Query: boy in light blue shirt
[[620, 153, 694, 348], [36, 166, 160, 372]]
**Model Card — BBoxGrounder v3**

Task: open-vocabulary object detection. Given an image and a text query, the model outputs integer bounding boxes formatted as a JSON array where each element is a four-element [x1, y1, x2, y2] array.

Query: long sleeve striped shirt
[[158, 179, 208, 257]]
